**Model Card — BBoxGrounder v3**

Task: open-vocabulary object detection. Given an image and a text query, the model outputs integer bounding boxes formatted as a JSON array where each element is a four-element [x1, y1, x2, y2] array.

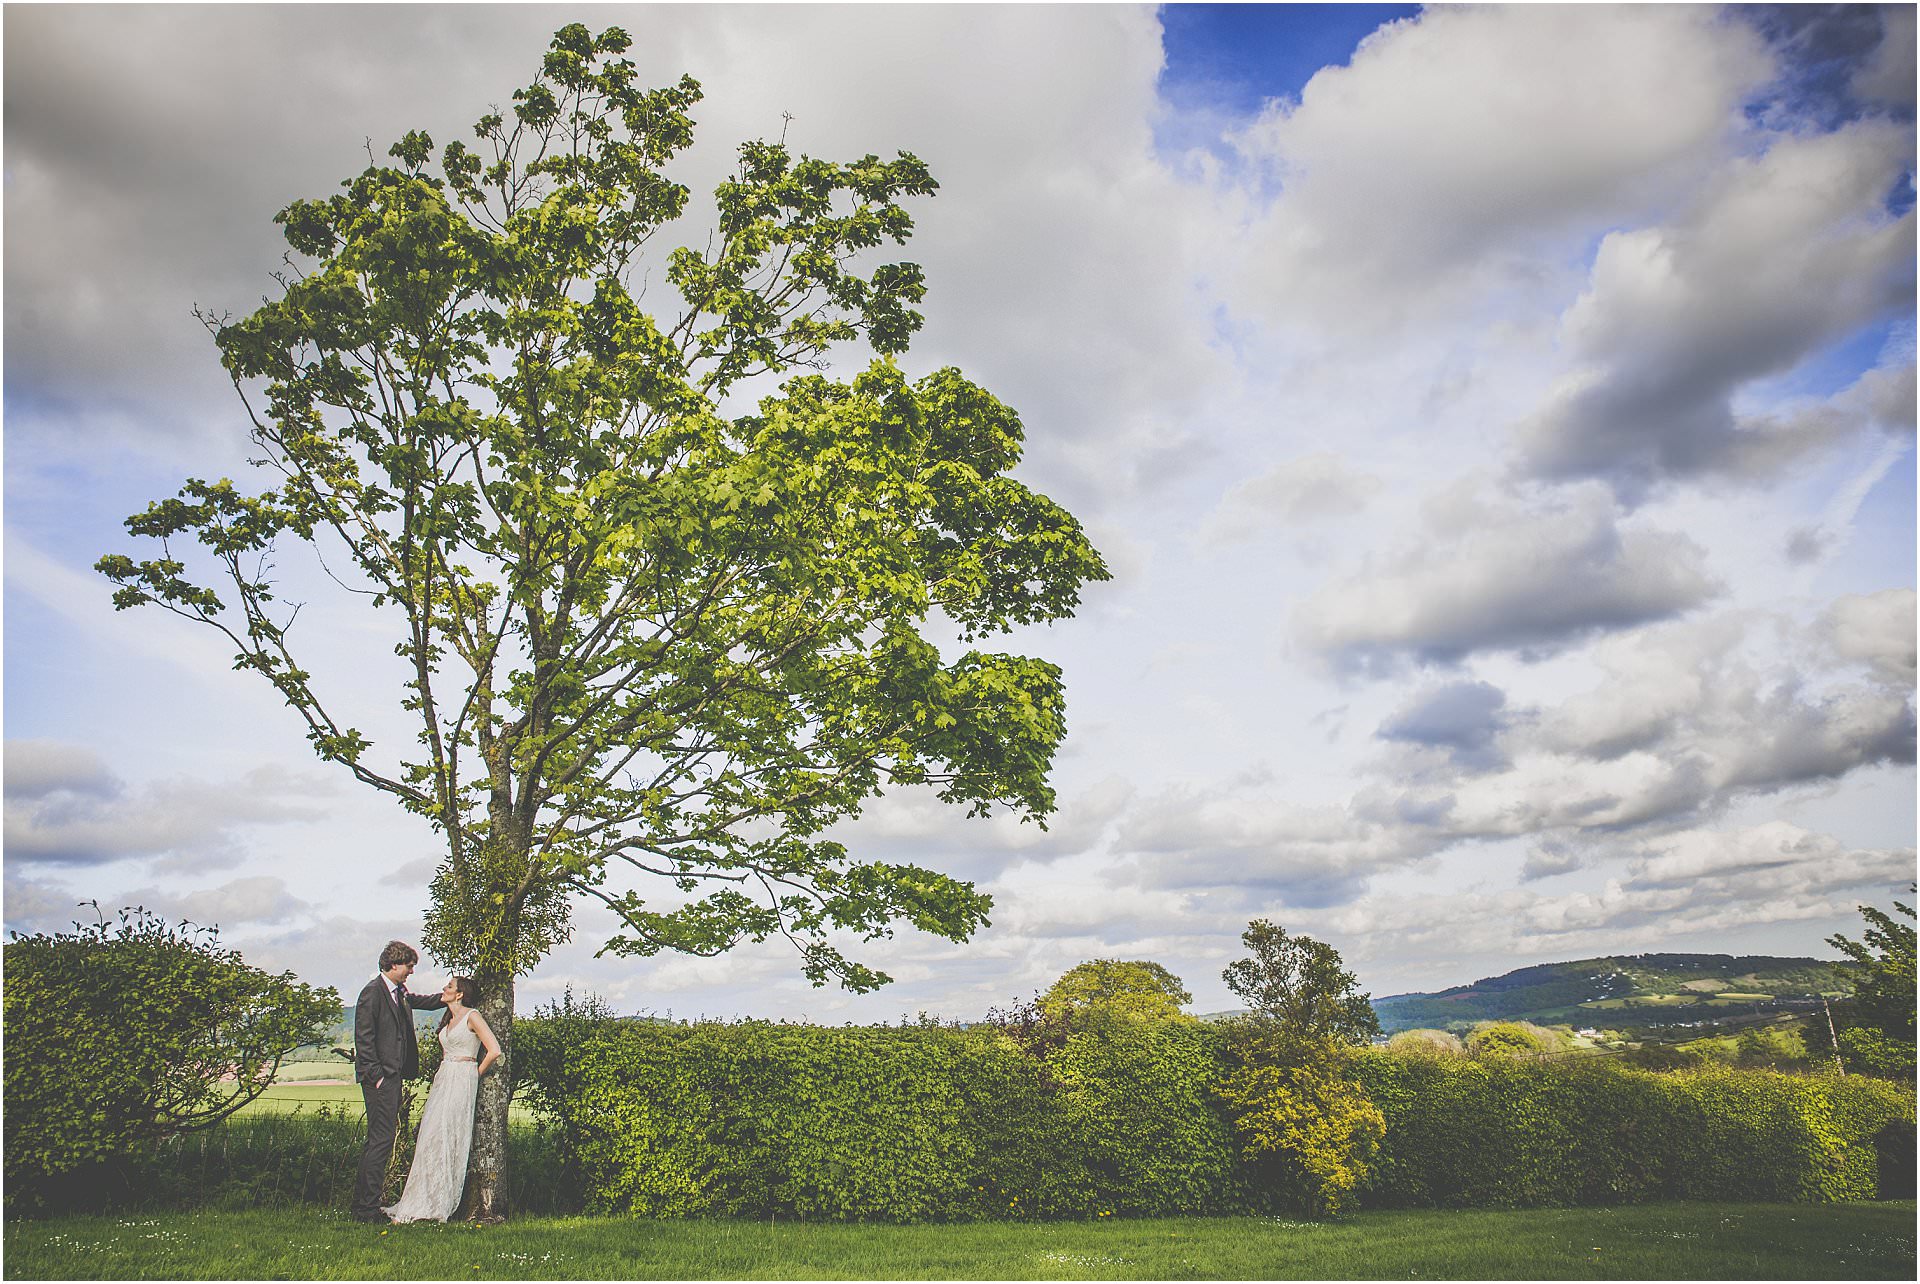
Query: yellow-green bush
[[1216, 1045, 1384, 1215]]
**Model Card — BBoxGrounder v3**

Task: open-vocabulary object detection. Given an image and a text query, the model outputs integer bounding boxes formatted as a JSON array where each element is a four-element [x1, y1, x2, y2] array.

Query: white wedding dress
[[384, 1009, 482, 1223]]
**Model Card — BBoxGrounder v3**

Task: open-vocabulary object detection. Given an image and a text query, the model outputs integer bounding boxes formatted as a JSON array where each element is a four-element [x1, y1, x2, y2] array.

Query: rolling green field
[[235, 1081, 536, 1123], [4, 1202, 1913, 1280]]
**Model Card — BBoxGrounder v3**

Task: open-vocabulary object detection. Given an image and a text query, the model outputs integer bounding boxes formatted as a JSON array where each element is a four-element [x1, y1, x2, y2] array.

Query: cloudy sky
[[6, 3, 1915, 1021]]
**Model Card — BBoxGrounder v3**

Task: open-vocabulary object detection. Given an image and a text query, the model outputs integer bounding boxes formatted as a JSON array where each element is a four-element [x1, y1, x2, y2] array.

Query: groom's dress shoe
[[352, 1211, 391, 1224]]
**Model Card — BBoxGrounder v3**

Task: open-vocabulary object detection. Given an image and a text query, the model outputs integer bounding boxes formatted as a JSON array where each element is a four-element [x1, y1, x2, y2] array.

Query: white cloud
[[2, 6, 1910, 1019], [1114, 783, 1442, 908], [1307, 821, 1911, 982], [1435, 607, 1915, 842], [1628, 820, 1896, 888], [4, 740, 120, 800], [1205, 452, 1384, 542], [1821, 588, 1918, 686], [825, 775, 1135, 878], [113, 875, 312, 931], [1515, 122, 1914, 497], [1, 872, 93, 931], [1226, 4, 1773, 331], [3, 743, 335, 870], [1295, 481, 1720, 670]]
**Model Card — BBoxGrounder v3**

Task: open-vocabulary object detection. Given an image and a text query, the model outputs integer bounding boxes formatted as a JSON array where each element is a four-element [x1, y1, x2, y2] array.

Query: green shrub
[[1351, 1051, 1913, 1209], [1385, 1029, 1464, 1057], [3, 908, 338, 1209], [1043, 1010, 1242, 1216], [1215, 1030, 1383, 1215], [1665, 1066, 1908, 1202], [1038, 960, 1193, 1022], [1466, 1021, 1558, 1059]]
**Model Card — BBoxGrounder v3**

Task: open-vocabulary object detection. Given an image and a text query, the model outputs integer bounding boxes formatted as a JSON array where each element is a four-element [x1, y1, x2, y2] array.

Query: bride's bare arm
[[470, 1012, 503, 1076]]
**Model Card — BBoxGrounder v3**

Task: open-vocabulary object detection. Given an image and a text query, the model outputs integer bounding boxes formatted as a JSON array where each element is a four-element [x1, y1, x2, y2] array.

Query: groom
[[350, 940, 447, 1223]]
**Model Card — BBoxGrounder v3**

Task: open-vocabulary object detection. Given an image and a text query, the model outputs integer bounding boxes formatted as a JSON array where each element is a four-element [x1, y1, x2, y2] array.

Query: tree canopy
[[1813, 888, 1916, 1081], [96, 23, 1107, 993], [1221, 920, 1382, 1051], [1039, 959, 1194, 1022], [96, 24, 1107, 1217]]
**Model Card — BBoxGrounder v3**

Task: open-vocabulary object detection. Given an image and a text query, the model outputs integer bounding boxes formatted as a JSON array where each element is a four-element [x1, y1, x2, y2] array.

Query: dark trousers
[[352, 1076, 404, 1215]]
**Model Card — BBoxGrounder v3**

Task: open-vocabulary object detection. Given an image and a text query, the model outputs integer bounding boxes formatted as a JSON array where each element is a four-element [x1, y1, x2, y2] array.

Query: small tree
[[95, 25, 1106, 1215], [1222, 920, 1382, 1050], [1215, 921, 1384, 1216], [1039, 959, 1193, 1022], [3, 906, 338, 1208], [1810, 889, 1916, 1081]]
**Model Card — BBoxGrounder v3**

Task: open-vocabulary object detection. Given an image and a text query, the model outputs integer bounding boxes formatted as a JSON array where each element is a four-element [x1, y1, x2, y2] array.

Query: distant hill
[[1370, 953, 1854, 1035]]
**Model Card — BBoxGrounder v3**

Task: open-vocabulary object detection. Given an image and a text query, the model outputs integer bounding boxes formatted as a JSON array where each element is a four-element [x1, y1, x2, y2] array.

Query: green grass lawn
[[5, 1202, 1912, 1280]]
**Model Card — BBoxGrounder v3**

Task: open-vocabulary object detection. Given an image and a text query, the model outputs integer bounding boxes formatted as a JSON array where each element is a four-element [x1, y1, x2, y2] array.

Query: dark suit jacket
[[354, 976, 448, 1084]]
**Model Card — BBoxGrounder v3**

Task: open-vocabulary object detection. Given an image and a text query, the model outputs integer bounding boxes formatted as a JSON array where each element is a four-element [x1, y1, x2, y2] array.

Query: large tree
[[98, 24, 1106, 1217]]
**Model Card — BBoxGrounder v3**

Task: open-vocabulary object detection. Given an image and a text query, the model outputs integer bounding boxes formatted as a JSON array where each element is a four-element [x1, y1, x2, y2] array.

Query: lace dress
[[384, 1009, 482, 1223]]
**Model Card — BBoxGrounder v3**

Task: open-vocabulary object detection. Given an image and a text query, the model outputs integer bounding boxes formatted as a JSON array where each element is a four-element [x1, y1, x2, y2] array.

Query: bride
[[384, 976, 502, 1223]]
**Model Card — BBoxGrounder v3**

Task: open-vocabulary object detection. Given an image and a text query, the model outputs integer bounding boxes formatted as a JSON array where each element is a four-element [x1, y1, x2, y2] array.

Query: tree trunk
[[461, 970, 513, 1220]]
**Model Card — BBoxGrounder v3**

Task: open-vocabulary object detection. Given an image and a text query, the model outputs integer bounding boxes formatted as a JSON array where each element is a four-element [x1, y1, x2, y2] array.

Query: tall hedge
[[516, 1012, 1246, 1220], [1350, 1051, 1911, 1208], [516, 1013, 1913, 1220]]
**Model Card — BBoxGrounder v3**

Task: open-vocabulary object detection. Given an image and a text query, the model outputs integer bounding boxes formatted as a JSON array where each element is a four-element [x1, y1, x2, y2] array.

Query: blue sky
[[5, 4, 1914, 1021], [1160, 3, 1422, 111]]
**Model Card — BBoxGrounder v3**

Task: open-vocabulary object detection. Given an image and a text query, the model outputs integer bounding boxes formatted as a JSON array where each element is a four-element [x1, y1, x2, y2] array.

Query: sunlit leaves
[[97, 23, 1106, 997]]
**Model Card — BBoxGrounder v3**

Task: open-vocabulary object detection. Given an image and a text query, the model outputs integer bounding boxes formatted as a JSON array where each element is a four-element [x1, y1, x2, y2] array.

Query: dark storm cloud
[[1738, 3, 1917, 125]]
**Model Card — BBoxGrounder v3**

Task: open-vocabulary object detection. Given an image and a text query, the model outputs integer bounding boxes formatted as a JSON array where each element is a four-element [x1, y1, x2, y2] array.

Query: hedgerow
[[517, 1007, 1246, 1221], [16, 996, 1909, 1220], [1349, 1051, 1911, 1208], [516, 1010, 1914, 1220]]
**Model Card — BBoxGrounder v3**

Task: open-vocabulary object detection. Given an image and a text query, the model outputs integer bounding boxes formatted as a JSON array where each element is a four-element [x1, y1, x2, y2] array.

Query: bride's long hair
[[437, 976, 480, 1031]]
